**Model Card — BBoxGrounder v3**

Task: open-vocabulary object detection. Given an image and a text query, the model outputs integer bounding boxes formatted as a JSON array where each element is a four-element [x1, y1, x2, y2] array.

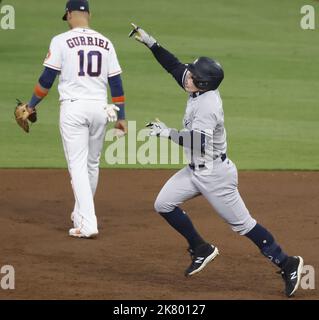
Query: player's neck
[[71, 23, 90, 29], [70, 18, 90, 30]]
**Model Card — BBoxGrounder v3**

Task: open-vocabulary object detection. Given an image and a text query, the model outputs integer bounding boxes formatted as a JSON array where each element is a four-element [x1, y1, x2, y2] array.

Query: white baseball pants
[[59, 100, 108, 236]]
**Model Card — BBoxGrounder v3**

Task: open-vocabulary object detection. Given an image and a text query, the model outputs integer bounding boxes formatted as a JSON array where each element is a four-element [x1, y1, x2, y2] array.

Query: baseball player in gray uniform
[[130, 23, 304, 297]]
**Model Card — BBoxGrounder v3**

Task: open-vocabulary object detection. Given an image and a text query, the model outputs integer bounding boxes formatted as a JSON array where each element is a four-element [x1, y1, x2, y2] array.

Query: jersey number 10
[[78, 50, 102, 77]]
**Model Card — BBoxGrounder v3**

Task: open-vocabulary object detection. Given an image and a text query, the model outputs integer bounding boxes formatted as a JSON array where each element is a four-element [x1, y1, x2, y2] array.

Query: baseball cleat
[[69, 228, 98, 239], [187, 247, 195, 260], [278, 256, 304, 297], [185, 244, 219, 277]]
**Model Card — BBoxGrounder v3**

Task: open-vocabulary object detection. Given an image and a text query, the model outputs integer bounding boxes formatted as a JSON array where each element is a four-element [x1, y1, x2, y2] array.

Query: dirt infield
[[0, 169, 318, 300]]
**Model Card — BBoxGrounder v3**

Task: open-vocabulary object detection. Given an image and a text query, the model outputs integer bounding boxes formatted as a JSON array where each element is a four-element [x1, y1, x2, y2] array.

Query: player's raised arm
[[129, 23, 187, 89]]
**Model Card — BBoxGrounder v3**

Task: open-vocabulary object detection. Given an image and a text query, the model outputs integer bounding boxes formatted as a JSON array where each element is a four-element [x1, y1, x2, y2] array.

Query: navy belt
[[189, 153, 227, 171], [189, 163, 205, 170]]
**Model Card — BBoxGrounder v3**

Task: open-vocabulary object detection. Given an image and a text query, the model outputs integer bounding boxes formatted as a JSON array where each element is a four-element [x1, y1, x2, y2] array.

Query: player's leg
[[154, 166, 219, 276], [70, 180, 79, 225], [60, 131, 79, 226], [87, 103, 108, 196], [69, 103, 107, 226], [59, 102, 98, 237], [195, 158, 303, 296]]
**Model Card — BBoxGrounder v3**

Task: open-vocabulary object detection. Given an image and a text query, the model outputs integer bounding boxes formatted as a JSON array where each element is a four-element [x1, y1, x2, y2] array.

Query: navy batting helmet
[[187, 57, 224, 91]]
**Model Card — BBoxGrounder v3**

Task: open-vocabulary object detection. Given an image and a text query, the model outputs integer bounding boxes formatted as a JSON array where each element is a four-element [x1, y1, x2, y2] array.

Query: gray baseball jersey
[[183, 90, 227, 167]]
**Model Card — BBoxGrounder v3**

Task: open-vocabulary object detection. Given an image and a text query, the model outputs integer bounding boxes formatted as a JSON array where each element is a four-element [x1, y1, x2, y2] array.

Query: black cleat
[[187, 247, 194, 260], [185, 243, 219, 277], [278, 256, 304, 297]]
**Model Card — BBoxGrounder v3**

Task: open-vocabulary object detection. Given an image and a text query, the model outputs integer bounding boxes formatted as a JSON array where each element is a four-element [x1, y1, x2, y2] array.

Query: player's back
[[44, 28, 122, 102]]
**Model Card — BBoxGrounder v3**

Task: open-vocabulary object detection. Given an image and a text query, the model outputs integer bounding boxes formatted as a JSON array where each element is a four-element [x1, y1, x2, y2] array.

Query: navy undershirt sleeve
[[39, 67, 59, 89], [28, 67, 58, 108], [150, 44, 187, 89], [169, 129, 206, 155], [108, 74, 124, 97], [108, 74, 125, 120]]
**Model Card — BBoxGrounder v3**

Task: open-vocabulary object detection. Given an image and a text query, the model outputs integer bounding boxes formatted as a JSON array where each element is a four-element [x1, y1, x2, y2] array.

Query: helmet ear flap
[[192, 78, 209, 91]]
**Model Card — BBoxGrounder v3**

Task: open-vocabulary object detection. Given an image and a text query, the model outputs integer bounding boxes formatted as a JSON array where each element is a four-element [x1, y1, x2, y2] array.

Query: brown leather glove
[[14, 99, 37, 133]]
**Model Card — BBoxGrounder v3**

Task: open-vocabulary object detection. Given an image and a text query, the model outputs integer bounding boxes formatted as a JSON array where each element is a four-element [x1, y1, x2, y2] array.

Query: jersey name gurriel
[[44, 28, 122, 102], [66, 36, 110, 51]]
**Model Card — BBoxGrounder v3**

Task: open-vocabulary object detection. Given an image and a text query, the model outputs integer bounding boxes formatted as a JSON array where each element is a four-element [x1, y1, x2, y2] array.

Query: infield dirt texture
[[0, 170, 318, 300], [0, 0, 318, 300]]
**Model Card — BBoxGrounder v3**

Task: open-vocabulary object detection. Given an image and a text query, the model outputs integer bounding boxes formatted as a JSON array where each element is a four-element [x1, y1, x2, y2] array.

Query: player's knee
[[88, 165, 98, 175], [154, 197, 174, 213], [231, 217, 257, 235], [154, 198, 165, 213], [87, 158, 99, 170]]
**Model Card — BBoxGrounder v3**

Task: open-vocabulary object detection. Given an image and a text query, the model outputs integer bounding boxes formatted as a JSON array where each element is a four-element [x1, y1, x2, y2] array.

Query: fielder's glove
[[105, 104, 120, 122], [14, 99, 37, 133], [129, 23, 157, 48], [146, 118, 170, 137]]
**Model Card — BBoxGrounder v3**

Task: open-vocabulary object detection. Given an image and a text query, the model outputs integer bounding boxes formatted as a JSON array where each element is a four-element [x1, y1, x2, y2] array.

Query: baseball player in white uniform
[[24, 0, 127, 238], [130, 24, 304, 297]]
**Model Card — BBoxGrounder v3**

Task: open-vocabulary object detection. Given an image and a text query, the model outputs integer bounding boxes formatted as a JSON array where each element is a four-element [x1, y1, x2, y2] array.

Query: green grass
[[0, 0, 318, 169]]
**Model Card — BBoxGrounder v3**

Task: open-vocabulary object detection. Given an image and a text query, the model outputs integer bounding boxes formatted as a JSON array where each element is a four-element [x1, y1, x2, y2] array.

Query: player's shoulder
[[195, 90, 223, 116], [201, 90, 222, 106]]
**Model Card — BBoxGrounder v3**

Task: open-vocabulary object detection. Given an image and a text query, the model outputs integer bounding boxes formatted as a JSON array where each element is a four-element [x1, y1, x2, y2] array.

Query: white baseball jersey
[[43, 27, 122, 102], [183, 90, 227, 166]]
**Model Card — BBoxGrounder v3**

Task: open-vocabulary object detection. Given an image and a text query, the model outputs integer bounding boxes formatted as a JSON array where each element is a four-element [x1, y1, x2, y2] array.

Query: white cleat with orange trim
[[69, 228, 98, 239]]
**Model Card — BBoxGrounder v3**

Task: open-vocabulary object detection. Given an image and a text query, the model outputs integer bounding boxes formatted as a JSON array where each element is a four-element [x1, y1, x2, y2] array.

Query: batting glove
[[146, 118, 170, 137], [105, 104, 120, 122], [129, 23, 157, 48]]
